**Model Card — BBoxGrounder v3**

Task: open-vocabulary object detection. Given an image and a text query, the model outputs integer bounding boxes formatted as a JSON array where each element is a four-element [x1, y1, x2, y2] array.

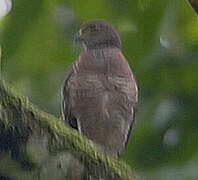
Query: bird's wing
[[123, 72, 138, 155], [124, 76, 138, 155], [121, 104, 137, 156], [61, 67, 78, 130], [109, 75, 138, 157]]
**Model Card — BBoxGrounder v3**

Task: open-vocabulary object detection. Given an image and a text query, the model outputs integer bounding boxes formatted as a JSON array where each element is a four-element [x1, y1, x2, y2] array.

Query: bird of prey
[[61, 20, 138, 158]]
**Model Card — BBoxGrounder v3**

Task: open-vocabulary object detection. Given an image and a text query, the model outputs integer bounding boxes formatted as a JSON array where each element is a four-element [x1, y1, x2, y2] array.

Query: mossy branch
[[0, 78, 135, 180]]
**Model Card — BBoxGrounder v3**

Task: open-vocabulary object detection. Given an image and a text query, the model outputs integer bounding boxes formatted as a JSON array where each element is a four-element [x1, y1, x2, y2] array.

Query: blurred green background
[[1, 0, 198, 179]]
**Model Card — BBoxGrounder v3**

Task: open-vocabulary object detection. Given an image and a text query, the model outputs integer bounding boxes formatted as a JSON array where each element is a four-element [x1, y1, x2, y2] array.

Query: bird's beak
[[74, 29, 83, 42]]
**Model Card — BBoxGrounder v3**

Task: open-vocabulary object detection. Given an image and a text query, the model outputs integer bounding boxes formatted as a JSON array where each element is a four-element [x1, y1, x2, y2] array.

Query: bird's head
[[75, 20, 121, 50]]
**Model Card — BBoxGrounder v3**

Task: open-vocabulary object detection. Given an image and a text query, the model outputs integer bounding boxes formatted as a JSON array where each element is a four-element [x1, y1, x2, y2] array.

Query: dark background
[[1, 0, 198, 179]]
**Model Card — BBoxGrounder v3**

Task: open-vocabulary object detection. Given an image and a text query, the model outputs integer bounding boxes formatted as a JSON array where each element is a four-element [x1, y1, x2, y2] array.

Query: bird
[[61, 20, 138, 158]]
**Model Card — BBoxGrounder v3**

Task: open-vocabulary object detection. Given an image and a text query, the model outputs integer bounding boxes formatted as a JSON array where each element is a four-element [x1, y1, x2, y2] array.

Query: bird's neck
[[83, 47, 122, 57]]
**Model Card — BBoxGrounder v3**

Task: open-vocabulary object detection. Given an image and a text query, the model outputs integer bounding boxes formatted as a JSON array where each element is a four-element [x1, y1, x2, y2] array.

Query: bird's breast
[[70, 47, 138, 102], [68, 74, 137, 101]]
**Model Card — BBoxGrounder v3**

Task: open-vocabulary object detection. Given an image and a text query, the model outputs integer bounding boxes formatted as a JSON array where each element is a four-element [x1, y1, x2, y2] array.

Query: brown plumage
[[61, 20, 138, 158]]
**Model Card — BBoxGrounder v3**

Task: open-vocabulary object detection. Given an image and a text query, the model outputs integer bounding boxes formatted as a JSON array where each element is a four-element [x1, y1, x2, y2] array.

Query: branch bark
[[0, 79, 136, 180]]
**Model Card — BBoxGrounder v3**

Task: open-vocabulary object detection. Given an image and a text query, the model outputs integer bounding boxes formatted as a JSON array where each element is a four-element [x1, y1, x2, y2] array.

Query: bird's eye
[[81, 24, 97, 36], [89, 24, 96, 31], [82, 26, 92, 34]]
